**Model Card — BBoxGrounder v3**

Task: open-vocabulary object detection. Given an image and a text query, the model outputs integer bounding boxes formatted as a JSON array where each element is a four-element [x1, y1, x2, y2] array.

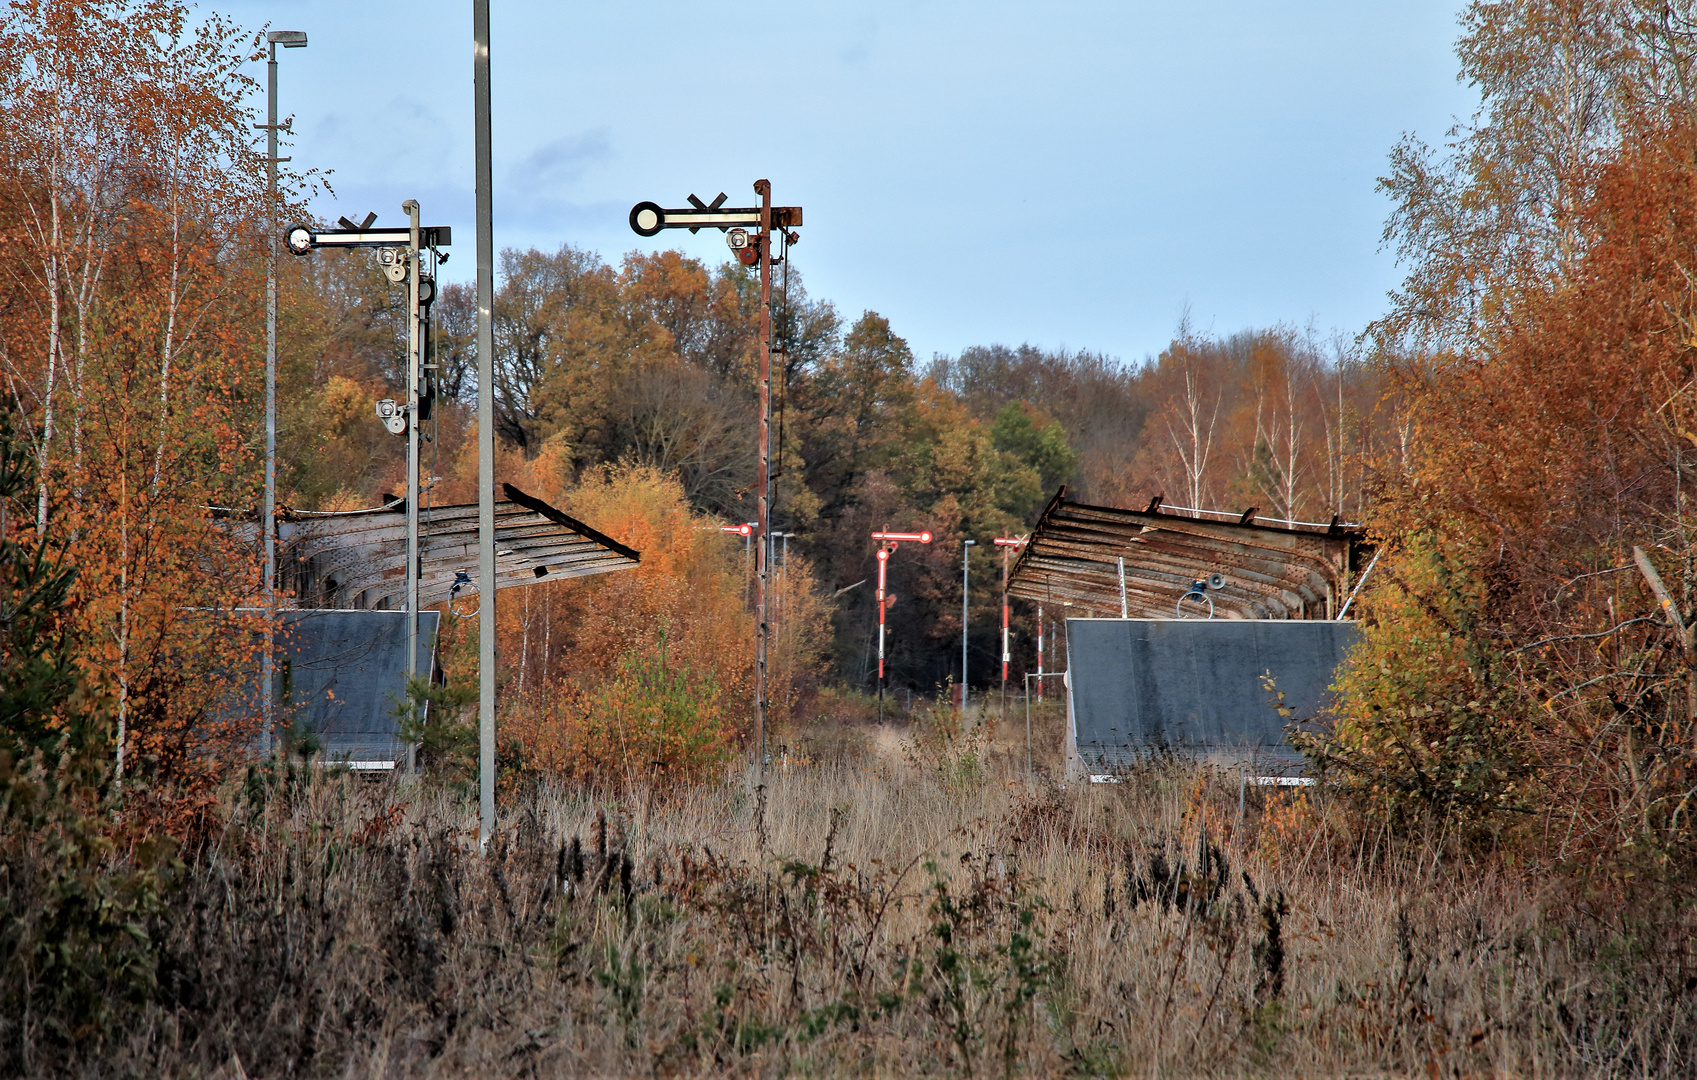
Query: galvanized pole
[[403, 201, 422, 706], [961, 539, 974, 712], [473, 0, 497, 845], [1117, 556, 1128, 618], [754, 180, 772, 780], [263, 41, 278, 756], [259, 30, 305, 757], [1036, 602, 1044, 703]]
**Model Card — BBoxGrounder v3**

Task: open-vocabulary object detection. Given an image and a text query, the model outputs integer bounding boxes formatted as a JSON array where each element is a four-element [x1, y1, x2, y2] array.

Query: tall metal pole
[[754, 179, 773, 780], [260, 30, 305, 757], [1001, 545, 1010, 722], [962, 539, 974, 712], [876, 545, 888, 722], [473, 0, 497, 844], [263, 41, 278, 756], [403, 200, 421, 704]]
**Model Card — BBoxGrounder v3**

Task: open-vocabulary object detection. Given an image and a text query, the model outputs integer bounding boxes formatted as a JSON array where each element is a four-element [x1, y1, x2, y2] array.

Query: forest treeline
[[4, 0, 1697, 1072]]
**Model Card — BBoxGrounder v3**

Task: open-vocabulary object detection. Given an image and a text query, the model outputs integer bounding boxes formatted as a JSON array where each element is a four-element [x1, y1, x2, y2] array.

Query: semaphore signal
[[872, 529, 932, 721], [993, 536, 1027, 720], [287, 204, 450, 765], [632, 182, 803, 780]]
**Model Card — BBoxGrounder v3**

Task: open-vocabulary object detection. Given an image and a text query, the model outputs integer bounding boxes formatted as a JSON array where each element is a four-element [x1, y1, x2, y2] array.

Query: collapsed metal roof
[[270, 484, 640, 610], [1007, 488, 1366, 620]]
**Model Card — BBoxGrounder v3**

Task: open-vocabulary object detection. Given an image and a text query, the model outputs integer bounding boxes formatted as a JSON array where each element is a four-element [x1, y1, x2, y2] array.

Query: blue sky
[[224, 1, 1477, 364]]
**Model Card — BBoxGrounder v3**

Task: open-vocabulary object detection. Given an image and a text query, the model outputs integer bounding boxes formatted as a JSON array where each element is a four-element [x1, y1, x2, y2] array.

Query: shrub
[[516, 633, 735, 786], [1291, 536, 1536, 844]]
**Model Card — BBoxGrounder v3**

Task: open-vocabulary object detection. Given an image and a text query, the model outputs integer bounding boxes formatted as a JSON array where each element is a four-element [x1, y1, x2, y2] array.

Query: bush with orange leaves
[[489, 465, 829, 786]]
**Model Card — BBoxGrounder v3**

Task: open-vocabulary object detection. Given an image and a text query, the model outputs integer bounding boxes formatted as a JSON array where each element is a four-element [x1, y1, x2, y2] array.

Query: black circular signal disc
[[629, 201, 664, 237]]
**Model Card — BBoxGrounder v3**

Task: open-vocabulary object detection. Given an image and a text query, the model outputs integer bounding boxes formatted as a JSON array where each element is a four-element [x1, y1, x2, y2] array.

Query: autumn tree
[[1372, 0, 1697, 352], [0, 0, 289, 795]]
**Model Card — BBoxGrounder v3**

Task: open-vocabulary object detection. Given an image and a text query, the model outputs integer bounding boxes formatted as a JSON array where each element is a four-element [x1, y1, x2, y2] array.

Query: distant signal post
[[631, 186, 802, 779], [993, 536, 1027, 721], [872, 530, 933, 721]]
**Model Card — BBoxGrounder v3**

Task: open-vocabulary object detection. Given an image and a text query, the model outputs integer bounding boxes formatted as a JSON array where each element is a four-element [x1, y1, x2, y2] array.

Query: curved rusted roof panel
[[1008, 488, 1366, 620], [267, 484, 640, 610]]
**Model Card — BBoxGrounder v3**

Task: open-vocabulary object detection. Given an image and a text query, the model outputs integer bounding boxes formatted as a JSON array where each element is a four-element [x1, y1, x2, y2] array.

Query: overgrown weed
[[2, 742, 1693, 1076]]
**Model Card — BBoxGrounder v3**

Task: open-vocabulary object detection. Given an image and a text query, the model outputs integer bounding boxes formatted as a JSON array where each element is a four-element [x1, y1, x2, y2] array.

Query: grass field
[[7, 704, 1692, 1078]]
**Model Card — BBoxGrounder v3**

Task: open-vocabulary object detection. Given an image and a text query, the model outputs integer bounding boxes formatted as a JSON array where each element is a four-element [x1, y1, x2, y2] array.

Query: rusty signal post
[[872, 530, 933, 722], [633, 185, 801, 779], [993, 536, 1027, 721]]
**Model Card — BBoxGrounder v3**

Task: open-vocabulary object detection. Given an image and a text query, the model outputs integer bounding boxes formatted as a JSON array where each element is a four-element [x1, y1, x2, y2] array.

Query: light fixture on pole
[[871, 530, 932, 722], [257, 29, 305, 757], [961, 539, 975, 712], [993, 536, 1026, 721]]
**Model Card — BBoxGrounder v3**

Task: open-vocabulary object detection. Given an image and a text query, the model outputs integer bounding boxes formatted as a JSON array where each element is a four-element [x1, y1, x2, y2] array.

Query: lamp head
[[268, 30, 308, 48]]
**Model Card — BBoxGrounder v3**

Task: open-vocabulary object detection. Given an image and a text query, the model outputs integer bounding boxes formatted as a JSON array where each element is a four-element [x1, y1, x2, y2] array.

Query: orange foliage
[[0, 0, 286, 829], [1326, 123, 1697, 879], [442, 464, 828, 785]]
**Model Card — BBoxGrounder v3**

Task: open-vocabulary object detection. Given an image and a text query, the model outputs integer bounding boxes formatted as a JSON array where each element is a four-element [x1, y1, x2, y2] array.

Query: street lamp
[[961, 539, 975, 713], [260, 29, 306, 756]]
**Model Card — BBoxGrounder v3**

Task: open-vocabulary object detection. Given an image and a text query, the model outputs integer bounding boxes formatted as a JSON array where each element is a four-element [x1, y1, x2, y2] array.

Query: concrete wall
[[1064, 618, 1358, 777]]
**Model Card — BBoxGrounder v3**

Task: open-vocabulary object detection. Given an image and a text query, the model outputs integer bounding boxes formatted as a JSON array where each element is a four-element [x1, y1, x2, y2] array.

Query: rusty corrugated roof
[[267, 484, 640, 610], [1007, 488, 1366, 619]]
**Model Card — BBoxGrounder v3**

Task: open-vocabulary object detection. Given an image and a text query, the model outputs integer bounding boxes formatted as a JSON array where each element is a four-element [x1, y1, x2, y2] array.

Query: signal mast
[[993, 536, 1027, 720], [871, 529, 932, 721]]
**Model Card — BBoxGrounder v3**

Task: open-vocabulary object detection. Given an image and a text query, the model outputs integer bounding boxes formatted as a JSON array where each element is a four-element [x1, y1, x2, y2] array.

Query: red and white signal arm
[[872, 530, 933, 544]]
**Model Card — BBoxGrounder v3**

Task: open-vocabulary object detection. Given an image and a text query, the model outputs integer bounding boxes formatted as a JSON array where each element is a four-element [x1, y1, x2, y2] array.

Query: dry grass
[[12, 712, 1693, 1078]]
